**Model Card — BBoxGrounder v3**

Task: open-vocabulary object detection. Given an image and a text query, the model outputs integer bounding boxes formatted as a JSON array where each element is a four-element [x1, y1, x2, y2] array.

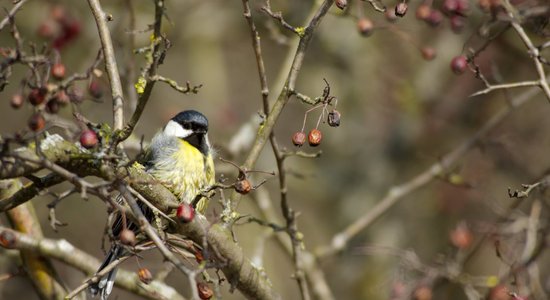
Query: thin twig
[[87, 0, 125, 130], [0, 0, 28, 31], [502, 0, 550, 103]]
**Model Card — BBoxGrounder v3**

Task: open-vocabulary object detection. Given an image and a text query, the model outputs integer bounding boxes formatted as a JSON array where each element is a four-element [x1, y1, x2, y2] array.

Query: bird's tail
[[89, 245, 122, 300]]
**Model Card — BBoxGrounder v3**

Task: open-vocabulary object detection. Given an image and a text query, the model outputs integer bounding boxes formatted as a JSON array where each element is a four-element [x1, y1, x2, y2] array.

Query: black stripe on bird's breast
[[184, 133, 209, 155]]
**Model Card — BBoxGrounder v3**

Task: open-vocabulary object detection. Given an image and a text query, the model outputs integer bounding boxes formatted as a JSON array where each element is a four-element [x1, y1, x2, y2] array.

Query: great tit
[[89, 110, 215, 299]]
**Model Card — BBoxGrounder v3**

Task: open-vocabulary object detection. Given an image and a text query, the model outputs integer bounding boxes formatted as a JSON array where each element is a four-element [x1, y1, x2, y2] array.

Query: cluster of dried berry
[[292, 81, 341, 148], [345, 0, 507, 75], [6, 5, 104, 149]]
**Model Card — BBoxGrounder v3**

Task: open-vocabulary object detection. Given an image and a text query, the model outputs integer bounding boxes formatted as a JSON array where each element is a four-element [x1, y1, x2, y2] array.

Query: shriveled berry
[[119, 229, 136, 246], [308, 129, 322, 147], [28, 113, 46, 132], [335, 0, 347, 10], [10, 94, 24, 109], [53, 90, 70, 106], [50, 5, 67, 22], [176, 203, 195, 223], [88, 80, 103, 98], [37, 21, 56, 39], [395, 2, 408, 17], [450, 55, 468, 74], [235, 179, 252, 195], [421, 47, 436, 61], [46, 99, 60, 114], [0, 229, 17, 249], [28, 88, 47, 106], [197, 282, 213, 300], [138, 268, 153, 284], [426, 10, 443, 27], [357, 18, 374, 37], [328, 110, 341, 127], [456, 0, 469, 12], [443, 0, 459, 12], [450, 223, 473, 249], [413, 285, 433, 300], [450, 15, 465, 33], [292, 131, 306, 147], [416, 4, 432, 20], [51, 63, 66, 80], [489, 285, 509, 300], [80, 130, 98, 149]]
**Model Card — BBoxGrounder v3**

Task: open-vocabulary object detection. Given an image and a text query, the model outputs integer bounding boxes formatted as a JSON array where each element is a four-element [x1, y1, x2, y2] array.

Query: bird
[[89, 110, 215, 299]]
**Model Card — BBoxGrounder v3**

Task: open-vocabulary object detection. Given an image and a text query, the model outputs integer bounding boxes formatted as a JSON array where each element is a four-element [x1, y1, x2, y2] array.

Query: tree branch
[[87, 0, 125, 130], [0, 226, 185, 300]]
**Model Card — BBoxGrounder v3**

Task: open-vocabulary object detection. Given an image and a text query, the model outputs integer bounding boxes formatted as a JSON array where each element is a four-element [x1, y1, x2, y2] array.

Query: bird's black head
[[172, 110, 209, 134], [164, 110, 210, 155]]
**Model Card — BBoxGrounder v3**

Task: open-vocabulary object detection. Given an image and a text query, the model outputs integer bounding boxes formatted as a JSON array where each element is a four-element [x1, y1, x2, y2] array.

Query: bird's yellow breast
[[149, 139, 214, 213]]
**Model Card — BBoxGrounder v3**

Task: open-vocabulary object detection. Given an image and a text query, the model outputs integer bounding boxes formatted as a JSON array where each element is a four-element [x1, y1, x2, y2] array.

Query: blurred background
[[1, 0, 549, 299]]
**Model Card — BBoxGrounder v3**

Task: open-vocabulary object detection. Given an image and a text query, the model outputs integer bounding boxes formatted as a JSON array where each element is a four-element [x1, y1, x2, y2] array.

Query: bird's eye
[[182, 123, 190, 130]]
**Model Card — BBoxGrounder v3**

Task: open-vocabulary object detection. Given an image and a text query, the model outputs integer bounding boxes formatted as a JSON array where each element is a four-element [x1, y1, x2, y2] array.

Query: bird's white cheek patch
[[164, 120, 193, 138]]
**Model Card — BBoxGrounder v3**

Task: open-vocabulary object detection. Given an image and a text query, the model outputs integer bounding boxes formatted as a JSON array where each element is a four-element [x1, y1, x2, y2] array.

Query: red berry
[[88, 80, 103, 99], [450, 223, 473, 249], [395, 3, 408, 17], [28, 113, 46, 132], [328, 110, 341, 127], [28, 88, 47, 106], [489, 285, 509, 300], [450, 15, 465, 33], [357, 18, 374, 37], [51, 63, 66, 80], [0, 230, 17, 249], [119, 229, 136, 246], [80, 130, 98, 149], [426, 10, 443, 27], [197, 282, 213, 300], [420, 47, 436, 61], [308, 129, 322, 147], [235, 179, 252, 195], [443, 0, 459, 12], [450, 55, 468, 74], [292, 131, 306, 147], [176, 203, 195, 223], [456, 0, 470, 12], [478, 0, 491, 10], [335, 0, 347, 10], [10, 94, 24, 109], [37, 21, 56, 39], [416, 4, 432, 20], [53, 90, 70, 106], [138, 268, 153, 284], [413, 285, 433, 300], [50, 5, 67, 22]]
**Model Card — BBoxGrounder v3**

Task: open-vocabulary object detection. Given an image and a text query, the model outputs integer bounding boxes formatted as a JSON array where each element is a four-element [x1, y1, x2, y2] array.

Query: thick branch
[[0, 173, 64, 211], [2, 182, 68, 300], [0, 226, 185, 300], [232, 0, 334, 208], [0, 135, 278, 299]]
